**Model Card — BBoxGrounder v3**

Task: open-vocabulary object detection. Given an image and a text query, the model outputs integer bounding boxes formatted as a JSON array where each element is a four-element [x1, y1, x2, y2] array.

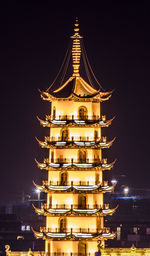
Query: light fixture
[[123, 187, 129, 195], [111, 179, 117, 185]]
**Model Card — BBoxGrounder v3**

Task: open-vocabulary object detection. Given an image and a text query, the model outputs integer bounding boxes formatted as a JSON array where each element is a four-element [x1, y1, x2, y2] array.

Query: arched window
[[47, 242, 50, 254], [95, 173, 99, 184], [78, 106, 88, 120], [61, 128, 69, 141], [51, 151, 54, 162], [78, 241, 87, 255], [94, 130, 98, 140], [97, 216, 102, 230], [60, 172, 67, 185], [53, 106, 56, 119], [59, 217, 66, 232], [49, 195, 52, 208], [78, 194, 86, 209], [78, 149, 87, 163]]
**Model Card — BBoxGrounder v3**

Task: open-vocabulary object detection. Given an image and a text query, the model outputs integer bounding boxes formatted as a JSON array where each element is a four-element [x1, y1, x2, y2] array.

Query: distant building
[[0, 202, 44, 255]]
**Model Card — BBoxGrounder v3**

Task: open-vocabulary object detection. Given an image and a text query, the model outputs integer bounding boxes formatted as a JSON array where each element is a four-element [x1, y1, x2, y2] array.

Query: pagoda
[[33, 19, 117, 255]]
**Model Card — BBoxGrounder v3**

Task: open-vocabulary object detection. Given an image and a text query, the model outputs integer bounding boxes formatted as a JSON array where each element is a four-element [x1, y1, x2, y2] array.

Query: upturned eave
[[35, 159, 116, 171], [32, 228, 116, 241]]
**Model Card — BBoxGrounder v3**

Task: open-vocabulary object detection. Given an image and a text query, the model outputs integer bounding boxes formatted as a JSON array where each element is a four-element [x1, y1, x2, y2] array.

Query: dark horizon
[[1, 2, 150, 205]]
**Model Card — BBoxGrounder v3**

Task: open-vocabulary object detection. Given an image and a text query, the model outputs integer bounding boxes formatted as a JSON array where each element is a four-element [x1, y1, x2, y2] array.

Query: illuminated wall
[[47, 170, 103, 185], [47, 193, 103, 207], [51, 101, 100, 119], [45, 96, 105, 253], [50, 127, 101, 141], [8, 248, 150, 256]]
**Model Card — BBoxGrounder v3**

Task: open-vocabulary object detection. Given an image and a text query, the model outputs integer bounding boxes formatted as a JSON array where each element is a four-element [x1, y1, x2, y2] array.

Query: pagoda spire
[[71, 17, 82, 77]]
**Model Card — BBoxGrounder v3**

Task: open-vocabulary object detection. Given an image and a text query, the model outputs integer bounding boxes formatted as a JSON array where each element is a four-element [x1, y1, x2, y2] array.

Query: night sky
[[1, 2, 150, 205]]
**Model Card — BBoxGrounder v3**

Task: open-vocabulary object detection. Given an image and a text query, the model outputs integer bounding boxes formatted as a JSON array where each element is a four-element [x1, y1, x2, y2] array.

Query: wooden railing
[[42, 180, 109, 186], [44, 158, 107, 164], [46, 114, 106, 121], [42, 203, 110, 210], [40, 227, 110, 234], [45, 136, 107, 143]]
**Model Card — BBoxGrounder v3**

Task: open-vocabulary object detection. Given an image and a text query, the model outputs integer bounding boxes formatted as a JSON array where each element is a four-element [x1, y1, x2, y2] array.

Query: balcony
[[33, 226, 115, 240], [47, 136, 103, 142], [42, 203, 110, 210], [36, 254, 98, 256], [44, 158, 107, 165], [43, 158, 108, 170], [46, 114, 104, 121], [36, 158, 116, 171], [40, 227, 110, 234], [33, 203, 118, 217], [34, 254, 101, 256], [37, 115, 114, 128], [33, 180, 115, 194], [42, 180, 109, 186], [37, 136, 115, 149]]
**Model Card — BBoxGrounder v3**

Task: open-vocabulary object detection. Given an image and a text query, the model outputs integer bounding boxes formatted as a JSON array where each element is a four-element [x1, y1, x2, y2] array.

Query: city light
[[123, 187, 129, 195], [35, 188, 41, 200], [111, 179, 117, 185], [35, 188, 40, 193]]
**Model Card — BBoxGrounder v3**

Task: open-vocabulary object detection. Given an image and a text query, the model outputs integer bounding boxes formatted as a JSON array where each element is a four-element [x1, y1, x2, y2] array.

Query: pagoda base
[[45, 240, 98, 254], [5, 247, 150, 256]]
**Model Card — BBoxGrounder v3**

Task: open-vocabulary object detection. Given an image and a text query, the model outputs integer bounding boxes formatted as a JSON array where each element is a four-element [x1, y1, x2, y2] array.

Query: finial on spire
[[74, 17, 79, 34], [71, 18, 82, 77]]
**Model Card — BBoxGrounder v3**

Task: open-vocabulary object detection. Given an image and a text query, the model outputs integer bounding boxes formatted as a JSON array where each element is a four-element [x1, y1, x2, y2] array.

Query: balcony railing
[[40, 254, 97, 256], [44, 158, 107, 164], [42, 203, 110, 210], [42, 180, 109, 186], [40, 227, 110, 234], [46, 115, 106, 121], [36, 157, 114, 171], [45, 136, 107, 143], [40, 254, 96, 256], [36, 254, 96, 256]]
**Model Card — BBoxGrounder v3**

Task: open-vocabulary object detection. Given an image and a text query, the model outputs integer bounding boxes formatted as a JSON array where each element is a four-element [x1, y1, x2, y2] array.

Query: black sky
[[1, 2, 150, 205]]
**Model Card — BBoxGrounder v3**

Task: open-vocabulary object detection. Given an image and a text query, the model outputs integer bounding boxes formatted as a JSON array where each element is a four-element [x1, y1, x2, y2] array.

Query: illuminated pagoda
[[33, 19, 117, 255]]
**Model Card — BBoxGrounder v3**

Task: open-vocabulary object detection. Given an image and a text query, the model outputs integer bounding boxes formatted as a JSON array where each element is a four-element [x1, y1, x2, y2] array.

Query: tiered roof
[[40, 18, 113, 102]]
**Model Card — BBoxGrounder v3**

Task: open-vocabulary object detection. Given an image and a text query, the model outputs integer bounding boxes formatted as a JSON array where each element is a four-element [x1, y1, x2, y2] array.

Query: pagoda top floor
[[40, 18, 113, 103]]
